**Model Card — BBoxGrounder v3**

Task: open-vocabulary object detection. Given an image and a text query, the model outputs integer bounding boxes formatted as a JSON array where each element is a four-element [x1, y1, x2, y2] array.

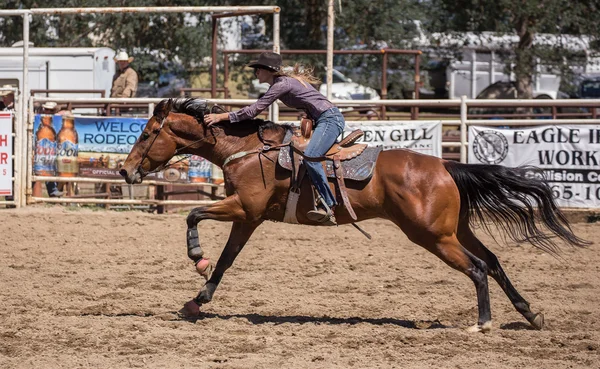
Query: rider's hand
[[205, 113, 230, 126], [205, 114, 219, 126]]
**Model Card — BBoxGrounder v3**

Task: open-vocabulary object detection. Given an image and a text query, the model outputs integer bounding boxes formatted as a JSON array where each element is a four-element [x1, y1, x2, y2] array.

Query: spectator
[[110, 51, 138, 98], [366, 110, 378, 120], [40, 101, 63, 198], [0, 84, 16, 111]]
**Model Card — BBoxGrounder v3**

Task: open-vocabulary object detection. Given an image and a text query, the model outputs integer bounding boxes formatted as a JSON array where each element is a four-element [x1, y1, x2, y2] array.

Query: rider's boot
[[306, 198, 337, 225]]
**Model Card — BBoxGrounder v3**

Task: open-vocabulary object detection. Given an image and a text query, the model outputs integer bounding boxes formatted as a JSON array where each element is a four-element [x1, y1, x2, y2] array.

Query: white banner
[[343, 120, 443, 157], [0, 112, 13, 197], [469, 125, 600, 208]]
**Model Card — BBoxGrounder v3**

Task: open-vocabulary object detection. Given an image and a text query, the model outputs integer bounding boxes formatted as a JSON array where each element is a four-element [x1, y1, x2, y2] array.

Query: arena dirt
[[1, 206, 598, 368]]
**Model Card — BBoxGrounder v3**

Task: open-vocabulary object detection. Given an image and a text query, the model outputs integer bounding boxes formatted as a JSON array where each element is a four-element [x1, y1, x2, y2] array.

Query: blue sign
[[33, 115, 147, 153]]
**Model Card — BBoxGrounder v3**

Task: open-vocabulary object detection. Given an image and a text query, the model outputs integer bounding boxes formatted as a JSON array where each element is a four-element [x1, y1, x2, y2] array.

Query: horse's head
[[120, 99, 178, 184]]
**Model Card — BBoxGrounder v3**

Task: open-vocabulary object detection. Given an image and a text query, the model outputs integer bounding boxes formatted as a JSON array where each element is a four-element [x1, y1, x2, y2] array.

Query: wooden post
[[156, 185, 165, 214]]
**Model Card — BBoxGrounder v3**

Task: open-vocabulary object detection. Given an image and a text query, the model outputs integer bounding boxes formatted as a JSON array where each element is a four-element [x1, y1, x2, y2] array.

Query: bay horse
[[120, 98, 588, 332]]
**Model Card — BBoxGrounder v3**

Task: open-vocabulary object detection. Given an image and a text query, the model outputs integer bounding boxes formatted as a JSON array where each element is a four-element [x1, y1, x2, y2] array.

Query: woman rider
[[204, 52, 345, 225]]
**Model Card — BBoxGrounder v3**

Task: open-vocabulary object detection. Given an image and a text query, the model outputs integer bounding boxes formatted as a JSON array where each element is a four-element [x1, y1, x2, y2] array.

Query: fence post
[[460, 95, 467, 163]]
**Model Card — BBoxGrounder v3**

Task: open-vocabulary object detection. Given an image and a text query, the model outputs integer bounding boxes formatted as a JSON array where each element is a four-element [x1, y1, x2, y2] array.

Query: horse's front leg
[[183, 220, 262, 316], [186, 194, 249, 267]]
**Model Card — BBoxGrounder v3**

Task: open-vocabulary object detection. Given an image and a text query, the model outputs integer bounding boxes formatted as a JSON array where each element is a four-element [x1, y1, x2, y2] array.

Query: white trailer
[[447, 49, 561, 99], [0, 46, 115, 98]]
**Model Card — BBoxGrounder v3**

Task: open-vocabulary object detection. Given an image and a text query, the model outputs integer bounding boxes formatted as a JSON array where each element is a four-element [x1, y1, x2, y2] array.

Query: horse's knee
[[186, 207, 204, 228]]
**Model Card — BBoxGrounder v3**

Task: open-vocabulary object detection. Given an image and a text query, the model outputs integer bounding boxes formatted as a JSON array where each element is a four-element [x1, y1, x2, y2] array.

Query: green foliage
[[4, 0, 596, 98], [0, 0, 215, 82]]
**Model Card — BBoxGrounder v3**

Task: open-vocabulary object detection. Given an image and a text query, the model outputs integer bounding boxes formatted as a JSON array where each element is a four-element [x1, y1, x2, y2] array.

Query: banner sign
[[0, 112, 12, 196], [468, 125, 600, 208], [343, 121, 443, 157], [33, 115, 222, 183]]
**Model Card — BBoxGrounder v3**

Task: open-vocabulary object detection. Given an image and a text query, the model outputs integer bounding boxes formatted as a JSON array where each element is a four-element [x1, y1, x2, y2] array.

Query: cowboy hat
[[0, 84, 16, 97], [114, 51, 134, 63], [42, 101, 58, 110], [247, 52, 282, 72]]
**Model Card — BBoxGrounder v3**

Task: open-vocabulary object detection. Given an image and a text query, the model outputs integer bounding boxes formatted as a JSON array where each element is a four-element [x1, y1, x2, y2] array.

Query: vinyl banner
[[33, 115, 220, 183], [33, 115, 147, 179], [343, 120, 443, 157], [0, 112, 12, 196], [468, 125, 600, 208]]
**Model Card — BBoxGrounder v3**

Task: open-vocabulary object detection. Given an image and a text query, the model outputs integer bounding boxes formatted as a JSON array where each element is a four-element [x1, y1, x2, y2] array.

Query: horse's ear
[[155, 98, 174, 121]]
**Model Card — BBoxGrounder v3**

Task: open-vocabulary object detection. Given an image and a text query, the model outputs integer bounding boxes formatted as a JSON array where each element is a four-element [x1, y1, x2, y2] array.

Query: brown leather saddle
[[278, 118, 383, 221]]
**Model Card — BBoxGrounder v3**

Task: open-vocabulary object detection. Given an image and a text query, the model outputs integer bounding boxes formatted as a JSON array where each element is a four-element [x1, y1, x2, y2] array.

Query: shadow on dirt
[[500, 321, 536, 330], [179, 312, 450, 329]]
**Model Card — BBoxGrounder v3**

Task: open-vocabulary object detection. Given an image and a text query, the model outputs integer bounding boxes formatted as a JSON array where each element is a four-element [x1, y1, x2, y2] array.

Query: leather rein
[[136, 115, 219, 177]]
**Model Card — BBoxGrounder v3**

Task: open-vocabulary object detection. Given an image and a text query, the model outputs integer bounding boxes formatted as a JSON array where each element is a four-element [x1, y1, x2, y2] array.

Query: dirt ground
[[0, 206, 599, 369]]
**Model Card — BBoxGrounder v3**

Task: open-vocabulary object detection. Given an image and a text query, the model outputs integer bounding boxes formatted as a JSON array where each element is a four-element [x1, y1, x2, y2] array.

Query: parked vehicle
[[0, 44, 115, 98], [137, 71, 186, 98], [248, 69, 380, 101], [579, 76, 600, 98]]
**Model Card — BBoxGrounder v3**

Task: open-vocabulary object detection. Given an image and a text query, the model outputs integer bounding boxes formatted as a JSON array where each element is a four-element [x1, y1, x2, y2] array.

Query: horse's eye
[[141, 132, 150, 140]]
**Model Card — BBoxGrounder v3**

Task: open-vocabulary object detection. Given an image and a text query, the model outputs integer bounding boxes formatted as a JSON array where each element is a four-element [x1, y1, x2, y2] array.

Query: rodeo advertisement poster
[[468, 125, 600, 208], [32, 115, 216, 183]]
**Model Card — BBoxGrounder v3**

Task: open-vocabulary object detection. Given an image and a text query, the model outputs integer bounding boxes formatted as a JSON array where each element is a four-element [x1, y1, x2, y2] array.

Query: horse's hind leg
[[424, 235, 492, 332], [457, 221, 544, 330]]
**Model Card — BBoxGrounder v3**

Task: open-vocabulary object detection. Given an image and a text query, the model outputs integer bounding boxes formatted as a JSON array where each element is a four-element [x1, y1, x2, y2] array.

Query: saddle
[[278, 119, 382, 222]]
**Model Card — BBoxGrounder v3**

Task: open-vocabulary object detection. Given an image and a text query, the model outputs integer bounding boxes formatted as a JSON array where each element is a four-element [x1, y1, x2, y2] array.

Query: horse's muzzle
[[120, 168, 143, 184]]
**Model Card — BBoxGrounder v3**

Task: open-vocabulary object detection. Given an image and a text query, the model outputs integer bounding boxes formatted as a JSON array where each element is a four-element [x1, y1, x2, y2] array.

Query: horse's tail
[[444, 161, 590, 254]]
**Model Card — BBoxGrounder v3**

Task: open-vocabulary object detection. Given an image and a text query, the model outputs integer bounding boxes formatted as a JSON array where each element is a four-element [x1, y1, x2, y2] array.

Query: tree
[[0, 0, 428, 94], [426, 0, 600, 98], [0, 0, 217, 83], [225, 0, 426, 96]]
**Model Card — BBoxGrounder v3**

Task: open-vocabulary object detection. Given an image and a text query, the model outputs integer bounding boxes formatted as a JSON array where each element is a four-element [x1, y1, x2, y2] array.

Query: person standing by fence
[[110, 51, 138, 98]]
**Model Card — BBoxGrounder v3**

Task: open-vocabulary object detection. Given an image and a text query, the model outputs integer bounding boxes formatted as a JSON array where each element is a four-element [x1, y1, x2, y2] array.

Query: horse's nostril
[[119, 169, 128, 178]]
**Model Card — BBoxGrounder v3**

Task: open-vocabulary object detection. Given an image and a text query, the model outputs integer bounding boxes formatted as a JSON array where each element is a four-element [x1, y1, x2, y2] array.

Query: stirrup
[[306, 209, 337, 225], [306, 198, 337, 225]]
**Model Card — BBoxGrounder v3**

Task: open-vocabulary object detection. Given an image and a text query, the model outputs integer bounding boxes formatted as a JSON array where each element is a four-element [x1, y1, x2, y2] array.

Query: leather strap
[[334, 154, 357, 221]]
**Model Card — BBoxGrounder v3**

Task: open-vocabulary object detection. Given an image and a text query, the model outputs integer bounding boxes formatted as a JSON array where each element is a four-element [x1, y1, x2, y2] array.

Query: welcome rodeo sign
[[469, 125, 600, 208]]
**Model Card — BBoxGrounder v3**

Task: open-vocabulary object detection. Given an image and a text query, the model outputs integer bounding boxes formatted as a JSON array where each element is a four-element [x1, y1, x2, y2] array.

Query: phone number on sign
[[550, 184, 600, 201]]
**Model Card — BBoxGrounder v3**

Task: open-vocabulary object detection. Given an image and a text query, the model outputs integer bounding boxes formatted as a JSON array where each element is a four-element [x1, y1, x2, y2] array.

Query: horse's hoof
[[179, 299, 201, 317], [530, 313, 544, 330], [195, 258, 213, 281], [466, 321, 492, 333]]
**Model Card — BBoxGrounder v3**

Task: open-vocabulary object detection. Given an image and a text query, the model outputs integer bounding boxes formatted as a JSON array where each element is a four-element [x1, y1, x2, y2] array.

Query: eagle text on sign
[[468, 125, 600, 208]]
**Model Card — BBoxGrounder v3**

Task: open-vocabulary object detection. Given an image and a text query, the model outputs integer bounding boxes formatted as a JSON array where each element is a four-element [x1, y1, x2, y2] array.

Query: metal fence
[[17, 95, 599, 209]]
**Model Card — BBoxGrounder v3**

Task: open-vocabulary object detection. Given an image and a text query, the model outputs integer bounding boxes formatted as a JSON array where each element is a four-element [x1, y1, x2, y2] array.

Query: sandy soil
[[0, 206, 599, 368]]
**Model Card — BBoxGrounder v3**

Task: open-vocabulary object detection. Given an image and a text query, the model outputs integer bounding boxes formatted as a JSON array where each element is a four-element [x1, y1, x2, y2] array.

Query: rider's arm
[[228, 78, 291, 123]]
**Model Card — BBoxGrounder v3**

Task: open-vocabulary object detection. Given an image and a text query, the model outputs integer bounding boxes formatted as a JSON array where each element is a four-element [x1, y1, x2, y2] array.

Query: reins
[[136, 115, 220, 177]]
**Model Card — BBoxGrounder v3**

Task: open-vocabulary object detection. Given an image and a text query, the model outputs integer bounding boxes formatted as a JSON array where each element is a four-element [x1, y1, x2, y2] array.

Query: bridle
[[135, 114, 219, 178]]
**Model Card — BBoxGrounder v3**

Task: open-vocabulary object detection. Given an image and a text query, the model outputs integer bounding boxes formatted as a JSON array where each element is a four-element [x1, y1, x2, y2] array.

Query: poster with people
[[468, 125, 600, 208]]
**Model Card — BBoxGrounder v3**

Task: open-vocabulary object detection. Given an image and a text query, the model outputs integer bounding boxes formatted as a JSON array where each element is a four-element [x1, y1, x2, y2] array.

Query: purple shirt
[[229, 76, 334, 122]]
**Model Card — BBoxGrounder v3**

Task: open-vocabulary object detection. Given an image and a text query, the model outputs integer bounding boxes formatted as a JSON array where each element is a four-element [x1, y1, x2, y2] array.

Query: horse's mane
[[154, 98, 292, 141]]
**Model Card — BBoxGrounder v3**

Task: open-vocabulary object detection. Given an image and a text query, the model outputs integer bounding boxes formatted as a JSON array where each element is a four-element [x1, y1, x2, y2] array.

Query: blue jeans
[[304, 107, 345, 208]]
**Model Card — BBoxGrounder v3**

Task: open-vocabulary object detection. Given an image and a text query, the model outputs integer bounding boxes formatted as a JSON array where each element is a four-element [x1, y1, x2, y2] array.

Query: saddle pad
[[277, 129, 382, 181]]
